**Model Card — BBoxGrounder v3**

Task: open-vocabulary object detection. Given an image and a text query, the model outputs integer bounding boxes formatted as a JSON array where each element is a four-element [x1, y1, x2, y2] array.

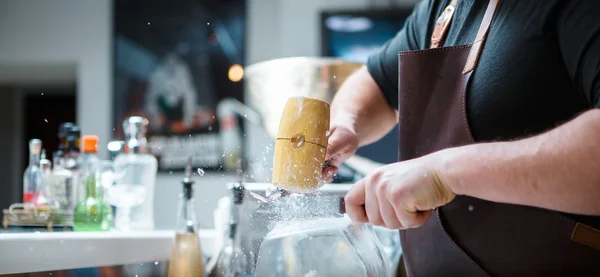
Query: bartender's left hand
[[345, 153, 456, 229]]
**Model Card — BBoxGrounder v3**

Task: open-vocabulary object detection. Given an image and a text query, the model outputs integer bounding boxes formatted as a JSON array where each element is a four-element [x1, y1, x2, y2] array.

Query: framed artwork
[[113, 0, 246, 170]]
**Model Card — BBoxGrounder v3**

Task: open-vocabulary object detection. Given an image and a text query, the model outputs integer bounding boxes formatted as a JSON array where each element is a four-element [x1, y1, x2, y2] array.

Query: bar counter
[[0, 230, 216, 275]]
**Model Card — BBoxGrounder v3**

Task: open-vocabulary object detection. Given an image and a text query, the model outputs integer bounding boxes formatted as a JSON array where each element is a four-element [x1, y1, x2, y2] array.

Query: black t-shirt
[[367, 0, 600, 227]]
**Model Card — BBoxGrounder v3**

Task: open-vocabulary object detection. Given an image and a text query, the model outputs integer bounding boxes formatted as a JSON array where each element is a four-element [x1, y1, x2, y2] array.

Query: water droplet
[[208, 126, 213, 131], [325, 130, 330, 137], [333, 76, 336, 79], [197, 168, 204, 176], [44, 119, 48, 122], [207, 22, 210, 25], [468, 205, 474, 212], [154, 261, 159, 265], [222, 154, 226, 157], [169, 171, 173, 175], [244, 114, 247, 118], [41, 93, 44, 95], [189, 134, 192, 137], [147, 22, 150, 25]]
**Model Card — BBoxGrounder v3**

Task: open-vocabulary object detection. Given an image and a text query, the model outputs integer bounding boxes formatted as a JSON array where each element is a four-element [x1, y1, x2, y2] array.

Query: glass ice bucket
[[254, 215, 391, 277]]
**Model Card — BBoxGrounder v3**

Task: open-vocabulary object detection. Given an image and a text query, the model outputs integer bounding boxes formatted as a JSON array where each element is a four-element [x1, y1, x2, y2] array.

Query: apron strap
[[430, 0, 458, 49], [463, 0, 499, 74]]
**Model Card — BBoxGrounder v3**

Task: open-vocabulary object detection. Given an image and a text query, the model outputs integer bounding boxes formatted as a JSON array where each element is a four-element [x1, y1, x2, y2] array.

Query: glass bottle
[[211, 162, 252, 277], [73, 135, 113, 231], [23, 139, 42, 203], [51, 150, 75, 212], [65, 126, 82, 204], [168, 158, 205, 277], [58, 122, 74, 154], [112, 116, 157, 230], [30, 150, 60, 210]]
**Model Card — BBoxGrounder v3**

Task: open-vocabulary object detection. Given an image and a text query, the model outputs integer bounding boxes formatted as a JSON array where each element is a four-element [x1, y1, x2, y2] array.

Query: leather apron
[[397, 0, 600, 276]]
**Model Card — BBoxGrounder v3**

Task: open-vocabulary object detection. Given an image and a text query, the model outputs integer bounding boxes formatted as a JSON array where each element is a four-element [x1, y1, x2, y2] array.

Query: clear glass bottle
[[112, 116, 157, 230], [212, 180, 252, 277], [219, 220, 251, 277], [65, 126, 82, 204], [168, 158, 205, 277], [23, 139, 42, 203], [30, 150, 60, 210], [73, 135, 113, 231], [51, 150, 76, 212]]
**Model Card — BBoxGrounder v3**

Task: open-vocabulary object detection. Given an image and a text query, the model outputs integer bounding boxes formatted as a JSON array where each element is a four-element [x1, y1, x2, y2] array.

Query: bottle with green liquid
[[73, 135, 113, 231]]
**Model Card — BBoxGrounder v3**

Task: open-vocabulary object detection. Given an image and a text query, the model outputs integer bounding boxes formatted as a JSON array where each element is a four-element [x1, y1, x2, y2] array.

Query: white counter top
[[0, 230, 216, 275]]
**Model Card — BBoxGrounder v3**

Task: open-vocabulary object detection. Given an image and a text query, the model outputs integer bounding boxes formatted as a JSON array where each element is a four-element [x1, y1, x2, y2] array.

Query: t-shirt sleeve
[[556, 0, 600, 108], [366, 0, 435, 109]]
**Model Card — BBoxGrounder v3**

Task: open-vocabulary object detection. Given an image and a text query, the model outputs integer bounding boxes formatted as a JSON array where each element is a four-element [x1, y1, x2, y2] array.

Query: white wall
[[0, 0, 419, 228], [0, 0, 112, 159]]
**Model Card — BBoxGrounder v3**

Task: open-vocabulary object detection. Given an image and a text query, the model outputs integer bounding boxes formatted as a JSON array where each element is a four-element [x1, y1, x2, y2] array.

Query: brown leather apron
[[397, 0, 600, 276]]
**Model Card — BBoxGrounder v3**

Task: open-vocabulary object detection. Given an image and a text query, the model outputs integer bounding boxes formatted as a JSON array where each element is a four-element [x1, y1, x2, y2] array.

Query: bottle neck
[[126, 134, 149, 154], [176, 182, 197, 233], [83, 152, 100, 199], [29, 153, 40, 167]]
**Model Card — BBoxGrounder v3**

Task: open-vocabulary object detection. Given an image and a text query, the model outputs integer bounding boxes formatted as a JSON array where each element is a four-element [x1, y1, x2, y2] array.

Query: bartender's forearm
[[330, 66, 398, 146], [441, 108, 600, 215]]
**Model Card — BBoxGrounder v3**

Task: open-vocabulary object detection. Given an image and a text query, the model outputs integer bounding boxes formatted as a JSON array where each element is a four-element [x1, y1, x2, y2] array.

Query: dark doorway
[[22, 91, 76, 181]]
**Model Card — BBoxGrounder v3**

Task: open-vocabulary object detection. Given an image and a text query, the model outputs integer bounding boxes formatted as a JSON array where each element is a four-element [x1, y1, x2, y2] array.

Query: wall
[[0, 0, 112, 159], [0, 0, 419, 228]]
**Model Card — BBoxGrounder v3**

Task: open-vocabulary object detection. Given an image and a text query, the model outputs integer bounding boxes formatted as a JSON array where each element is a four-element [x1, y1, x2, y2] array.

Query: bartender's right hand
[[321, 124, 359, 183]]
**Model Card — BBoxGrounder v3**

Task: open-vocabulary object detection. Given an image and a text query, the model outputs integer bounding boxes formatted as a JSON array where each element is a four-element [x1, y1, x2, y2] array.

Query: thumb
[[325, 126, 343, 162]]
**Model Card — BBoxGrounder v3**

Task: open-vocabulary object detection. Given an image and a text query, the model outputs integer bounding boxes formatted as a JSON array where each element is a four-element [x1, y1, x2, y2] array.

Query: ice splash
[[252, 187, 345, 222], [248, 191, 268, 203], [197, 168, 205, 176]]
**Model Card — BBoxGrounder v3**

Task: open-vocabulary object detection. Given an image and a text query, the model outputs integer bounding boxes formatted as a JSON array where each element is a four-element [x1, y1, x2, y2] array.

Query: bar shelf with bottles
[[3, 117, 159, 232]]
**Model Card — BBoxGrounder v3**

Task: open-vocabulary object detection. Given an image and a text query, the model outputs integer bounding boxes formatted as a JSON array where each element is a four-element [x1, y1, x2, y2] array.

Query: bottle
[[168, 157, 205, 277], [65, 126, 82, 204], [209, 160, 252, 277], [58, 122, 74, 154], [51, 150, 75, 212], [30, 150, 60, 210], [73, 135, 113, 231], [23, 139, 42, 203], [112, 116, 158, 230], [216, 100, 243, 171]]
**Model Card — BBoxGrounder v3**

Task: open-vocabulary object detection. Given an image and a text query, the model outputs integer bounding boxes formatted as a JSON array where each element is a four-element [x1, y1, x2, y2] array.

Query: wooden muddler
[[272, 97, 330, 193]]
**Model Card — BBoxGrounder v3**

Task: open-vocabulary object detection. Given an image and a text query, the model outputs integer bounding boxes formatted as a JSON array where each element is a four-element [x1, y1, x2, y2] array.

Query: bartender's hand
[[345, 154, 456, 229], [321, 124, 360, 183]]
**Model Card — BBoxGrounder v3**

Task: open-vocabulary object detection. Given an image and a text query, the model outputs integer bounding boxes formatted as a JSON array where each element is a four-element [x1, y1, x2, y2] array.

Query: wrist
[[434, 145, 475, 196]]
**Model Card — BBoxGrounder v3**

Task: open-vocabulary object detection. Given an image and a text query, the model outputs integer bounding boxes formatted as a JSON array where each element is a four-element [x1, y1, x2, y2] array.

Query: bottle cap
[[68, 126, 81, 137], [29, 139, 42, 154], [82, 135, 99, 153], [123, 116, 149, 138], [58, 122, 74, 138], [123, 116, 150, 154]]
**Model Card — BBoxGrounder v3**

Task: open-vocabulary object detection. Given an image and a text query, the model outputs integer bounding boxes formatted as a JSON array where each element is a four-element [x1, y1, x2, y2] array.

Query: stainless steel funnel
[[244, 57, 362, 138]]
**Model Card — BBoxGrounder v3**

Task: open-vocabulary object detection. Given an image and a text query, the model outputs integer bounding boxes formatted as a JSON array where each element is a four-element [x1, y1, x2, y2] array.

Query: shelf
[[0, 230, 216, 275]]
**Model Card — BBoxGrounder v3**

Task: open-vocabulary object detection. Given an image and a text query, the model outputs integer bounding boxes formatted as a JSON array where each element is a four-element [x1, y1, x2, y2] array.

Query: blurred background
[[0, 0, 419, 230]]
